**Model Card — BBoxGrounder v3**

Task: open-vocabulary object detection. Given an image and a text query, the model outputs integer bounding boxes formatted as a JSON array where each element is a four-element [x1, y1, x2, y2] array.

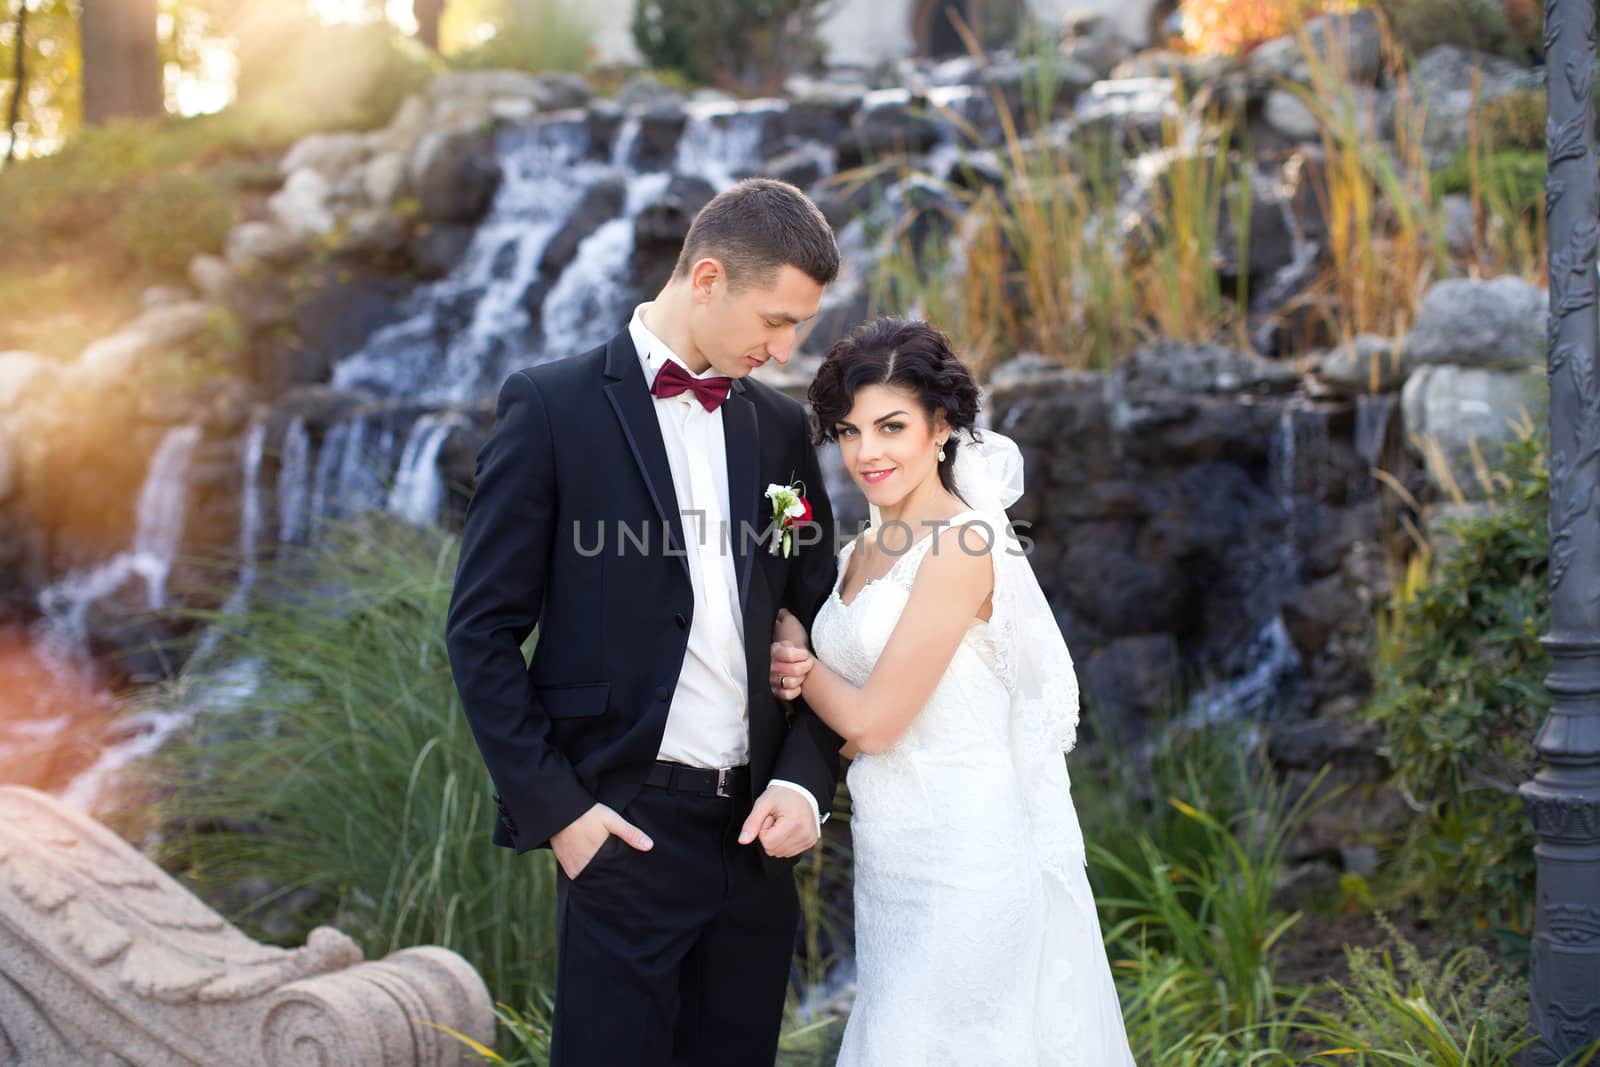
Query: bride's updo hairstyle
[[807, 317, 981, 496]]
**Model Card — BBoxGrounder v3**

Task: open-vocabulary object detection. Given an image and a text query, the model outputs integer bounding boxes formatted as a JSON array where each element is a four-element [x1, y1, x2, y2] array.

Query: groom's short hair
[[673, 178, 840, 290]]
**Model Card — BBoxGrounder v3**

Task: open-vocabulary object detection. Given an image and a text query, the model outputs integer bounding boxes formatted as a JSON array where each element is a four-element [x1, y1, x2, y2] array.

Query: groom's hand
[[550, 803, 653, 879], [738, 785, 820, 859]]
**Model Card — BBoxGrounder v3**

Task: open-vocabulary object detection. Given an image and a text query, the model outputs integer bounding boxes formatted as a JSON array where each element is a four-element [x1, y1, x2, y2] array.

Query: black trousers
[[550, 780, 800, 1067]]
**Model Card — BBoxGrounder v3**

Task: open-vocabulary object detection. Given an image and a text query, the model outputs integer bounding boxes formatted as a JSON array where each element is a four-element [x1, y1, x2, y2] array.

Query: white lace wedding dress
[[812, 507, 1136, 1067]]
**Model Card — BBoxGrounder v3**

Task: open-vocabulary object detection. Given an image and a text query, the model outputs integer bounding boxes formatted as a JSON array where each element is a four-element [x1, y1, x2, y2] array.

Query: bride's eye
[[837, 426, 857, 438], [882, 422, 904, 433]]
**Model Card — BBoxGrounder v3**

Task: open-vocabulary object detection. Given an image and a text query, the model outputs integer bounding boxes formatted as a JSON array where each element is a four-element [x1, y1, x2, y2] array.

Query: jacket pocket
[[536, 681, 610, 719]]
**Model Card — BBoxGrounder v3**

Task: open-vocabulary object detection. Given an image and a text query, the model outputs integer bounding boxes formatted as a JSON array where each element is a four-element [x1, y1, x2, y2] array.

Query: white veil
[[949, 428, 1088, 870]]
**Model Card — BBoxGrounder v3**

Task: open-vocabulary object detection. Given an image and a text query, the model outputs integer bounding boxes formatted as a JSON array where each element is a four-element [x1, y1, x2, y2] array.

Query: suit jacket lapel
[[602, 332, 690, 580], [722, 380, 760, 613]]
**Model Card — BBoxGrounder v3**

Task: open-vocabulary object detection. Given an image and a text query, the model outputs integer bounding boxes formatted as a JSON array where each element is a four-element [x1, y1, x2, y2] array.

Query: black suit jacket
[[445, 330, 843, 867]]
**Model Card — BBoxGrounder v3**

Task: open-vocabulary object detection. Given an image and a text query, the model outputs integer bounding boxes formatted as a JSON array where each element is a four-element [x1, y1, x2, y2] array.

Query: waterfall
[[387, 413, 466, 526], [331, 116, 599, 402], [188, 418, 269, 666], [674, 99, 781, 188], [60, 422, 275, 814], [276, 416, 313, 545], [33, 425, 204, 663], [1182, 614, 1303, 727]]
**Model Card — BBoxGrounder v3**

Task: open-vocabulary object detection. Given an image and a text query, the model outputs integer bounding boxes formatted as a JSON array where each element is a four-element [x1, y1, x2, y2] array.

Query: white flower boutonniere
[[764, 479, 812, 558]]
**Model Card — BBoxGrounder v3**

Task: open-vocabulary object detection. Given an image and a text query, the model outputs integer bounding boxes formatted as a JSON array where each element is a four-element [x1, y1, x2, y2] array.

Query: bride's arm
[[797, 529, 993, 755]]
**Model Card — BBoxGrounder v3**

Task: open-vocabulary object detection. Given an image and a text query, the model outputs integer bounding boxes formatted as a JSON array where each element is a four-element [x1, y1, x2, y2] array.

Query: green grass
[[145, 517, 560, 1018]]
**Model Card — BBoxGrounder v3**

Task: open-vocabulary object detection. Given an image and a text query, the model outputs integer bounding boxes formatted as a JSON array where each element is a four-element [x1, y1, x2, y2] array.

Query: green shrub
[[1302, 914, 1535, 1064], [1381, 0, 1532, 63], [1476, 90, 1543, 153], [146, 516, 560, 1012], [630, 0, 830, 94], [1434, 149, 1542, 206], [117, 172, 235, 275], [450, 0, 593, 73], [1361, 430, 1548, 928]]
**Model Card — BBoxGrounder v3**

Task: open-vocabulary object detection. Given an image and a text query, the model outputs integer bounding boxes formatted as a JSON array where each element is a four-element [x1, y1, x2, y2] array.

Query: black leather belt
[[646, 760, 750, 797]]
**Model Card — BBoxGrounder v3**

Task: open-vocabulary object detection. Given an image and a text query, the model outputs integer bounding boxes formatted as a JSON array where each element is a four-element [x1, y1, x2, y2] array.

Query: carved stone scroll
[[0, 785, 497, 1066]]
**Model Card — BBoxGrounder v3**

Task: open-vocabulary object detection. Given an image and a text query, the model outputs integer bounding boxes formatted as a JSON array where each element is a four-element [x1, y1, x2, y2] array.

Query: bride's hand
[[773, 607, 808, 648], [770, 640, 816, 702]]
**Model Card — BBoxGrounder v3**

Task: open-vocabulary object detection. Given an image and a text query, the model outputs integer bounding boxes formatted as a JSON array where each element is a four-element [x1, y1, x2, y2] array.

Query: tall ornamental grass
[[146, 517, 560, 1011]]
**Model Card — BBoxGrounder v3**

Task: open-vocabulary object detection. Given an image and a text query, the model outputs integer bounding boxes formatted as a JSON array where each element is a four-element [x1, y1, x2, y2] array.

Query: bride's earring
[[937, 443, 947, 462]]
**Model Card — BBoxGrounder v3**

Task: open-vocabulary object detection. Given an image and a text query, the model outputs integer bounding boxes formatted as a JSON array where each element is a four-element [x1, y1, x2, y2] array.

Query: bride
[[769, 317, 1136, 1065]]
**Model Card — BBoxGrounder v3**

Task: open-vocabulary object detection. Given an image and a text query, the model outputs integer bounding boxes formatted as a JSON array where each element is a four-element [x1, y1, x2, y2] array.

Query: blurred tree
[[80, 0, 163, 123], [5, 0, 24, 163], [0, 0, 81, 159], [414, 0, 444, 50]]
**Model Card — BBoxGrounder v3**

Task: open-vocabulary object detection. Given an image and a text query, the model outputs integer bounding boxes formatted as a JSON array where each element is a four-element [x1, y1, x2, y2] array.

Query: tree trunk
[[80, 0, 163, 125], [5, 0, 26, 164], [413, 0, 445, 52]]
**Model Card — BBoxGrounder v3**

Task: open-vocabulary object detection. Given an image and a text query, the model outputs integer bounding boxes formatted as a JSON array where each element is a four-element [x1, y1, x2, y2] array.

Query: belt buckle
[[716, 767, 733, 797]]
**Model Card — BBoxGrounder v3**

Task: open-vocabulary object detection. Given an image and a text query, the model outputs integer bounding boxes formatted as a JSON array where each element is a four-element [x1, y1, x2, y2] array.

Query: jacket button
[[674, 613, 688, 629], [655, 686, 670, 701]]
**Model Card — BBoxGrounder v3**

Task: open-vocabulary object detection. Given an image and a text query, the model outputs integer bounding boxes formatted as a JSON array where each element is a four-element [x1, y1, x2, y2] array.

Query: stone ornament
[[0, 785, 495, 1066]]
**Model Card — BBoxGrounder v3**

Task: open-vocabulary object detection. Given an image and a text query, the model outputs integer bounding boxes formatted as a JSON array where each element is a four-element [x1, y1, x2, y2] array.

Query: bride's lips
[[860, 468, 895, 484]]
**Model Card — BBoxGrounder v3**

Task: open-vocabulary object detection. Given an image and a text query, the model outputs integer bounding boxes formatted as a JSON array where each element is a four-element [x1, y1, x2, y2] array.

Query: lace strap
[[875, 511, 995, 589]]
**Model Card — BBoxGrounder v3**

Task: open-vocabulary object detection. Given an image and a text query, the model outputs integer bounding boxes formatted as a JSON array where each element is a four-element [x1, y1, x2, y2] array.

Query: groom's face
[[689, 260, 825, 378]]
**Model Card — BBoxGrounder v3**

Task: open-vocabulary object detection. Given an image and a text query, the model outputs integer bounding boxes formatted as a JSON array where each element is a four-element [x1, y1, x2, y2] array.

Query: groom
[[445, 178, 845, 1066]]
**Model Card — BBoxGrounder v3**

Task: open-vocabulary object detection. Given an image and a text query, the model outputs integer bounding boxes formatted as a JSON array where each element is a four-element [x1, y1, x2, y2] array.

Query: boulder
[[186, 254, 234, 303], [539, 177, 628, 278], [426, 69, 550, 106], [75, 303, 215, 388], [416, 130, 502, 226], [631, 101, 689, 172], [1073, 77, 1177, 154], [268, 168, 338, 239], [410, 224, 477, 281], [0, 351, 62, 413], [633, 175, 717, 295], [279, 130, 372, 180], [1250, 8, 1383, 85], [1401, 363, 1547, 497], [1079, 633, 1183, 730], [224, 221, 303, 269], [1393, 45, 1542, 165], [1312, 334, 1406, 395], [1402, 276, 1546, 371], [361, 150, 409, 206], [538, 71, 593, 111], [840, 90, 944, 168]]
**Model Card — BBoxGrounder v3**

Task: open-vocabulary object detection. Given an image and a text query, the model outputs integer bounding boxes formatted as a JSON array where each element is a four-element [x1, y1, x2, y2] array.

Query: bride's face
[[832, 383, 948, 508]]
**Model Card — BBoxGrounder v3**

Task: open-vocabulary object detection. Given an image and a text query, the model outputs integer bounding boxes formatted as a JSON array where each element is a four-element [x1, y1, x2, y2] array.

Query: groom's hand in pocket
[[739, 785, 820, 859], [550, 803, 653, 879]]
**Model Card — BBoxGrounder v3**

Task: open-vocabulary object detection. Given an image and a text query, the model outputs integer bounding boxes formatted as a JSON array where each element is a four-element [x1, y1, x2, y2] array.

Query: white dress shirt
[[629, 305, 824, 831]]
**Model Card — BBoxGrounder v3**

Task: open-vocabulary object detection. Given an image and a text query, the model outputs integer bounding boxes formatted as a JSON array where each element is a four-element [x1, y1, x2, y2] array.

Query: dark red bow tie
[[651, 359, 732, 412]]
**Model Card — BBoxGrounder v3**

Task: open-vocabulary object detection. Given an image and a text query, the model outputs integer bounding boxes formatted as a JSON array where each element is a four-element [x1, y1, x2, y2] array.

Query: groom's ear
[[688, 257, 724, 301]]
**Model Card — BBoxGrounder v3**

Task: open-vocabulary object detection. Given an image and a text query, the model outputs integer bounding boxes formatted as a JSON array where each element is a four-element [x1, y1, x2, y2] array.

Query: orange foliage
[[1181, 0, 1329, 55]]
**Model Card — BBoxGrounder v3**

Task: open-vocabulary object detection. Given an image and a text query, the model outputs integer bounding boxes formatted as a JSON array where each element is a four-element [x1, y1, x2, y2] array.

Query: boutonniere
[[764, 479, 812, 558]]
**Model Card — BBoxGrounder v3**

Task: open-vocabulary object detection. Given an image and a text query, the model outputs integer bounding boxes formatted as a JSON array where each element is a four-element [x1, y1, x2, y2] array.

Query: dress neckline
[[832, 509, 989, 610]]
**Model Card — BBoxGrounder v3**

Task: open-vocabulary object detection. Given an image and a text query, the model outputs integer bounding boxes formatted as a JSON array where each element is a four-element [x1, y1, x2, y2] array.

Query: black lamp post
[[1519, 0, 1600, 1059]]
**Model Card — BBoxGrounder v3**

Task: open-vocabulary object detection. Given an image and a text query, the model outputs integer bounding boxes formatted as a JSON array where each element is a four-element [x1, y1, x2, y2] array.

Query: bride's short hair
[[808, 317, 982, 494]]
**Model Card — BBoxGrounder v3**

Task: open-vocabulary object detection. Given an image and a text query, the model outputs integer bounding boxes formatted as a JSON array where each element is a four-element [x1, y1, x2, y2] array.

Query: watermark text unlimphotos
[[568, 514, 1034, 558]]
